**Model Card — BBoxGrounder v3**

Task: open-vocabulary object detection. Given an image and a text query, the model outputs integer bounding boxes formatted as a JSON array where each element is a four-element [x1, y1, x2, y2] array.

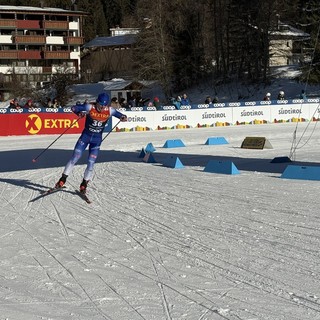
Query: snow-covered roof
[[105, 80, 156, 90], [72, 79, 156, 93], [0, 5, 86, 15], [83, 34, 136, 49], [270, 23, 310, 39]]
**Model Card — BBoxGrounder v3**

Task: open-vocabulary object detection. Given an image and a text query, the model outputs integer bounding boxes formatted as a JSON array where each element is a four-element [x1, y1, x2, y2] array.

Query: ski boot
[[79, 179, 88, 194], [55, 174, 68, 189]]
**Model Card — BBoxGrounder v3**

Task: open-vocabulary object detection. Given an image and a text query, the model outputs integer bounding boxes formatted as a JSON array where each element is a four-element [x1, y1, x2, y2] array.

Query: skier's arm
[[71, 103, 91, 117], [110, 108, 127, 121]]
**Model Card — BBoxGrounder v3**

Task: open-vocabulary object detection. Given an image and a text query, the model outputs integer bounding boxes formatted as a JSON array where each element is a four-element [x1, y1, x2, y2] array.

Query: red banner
[[0, 108, 85, 136]]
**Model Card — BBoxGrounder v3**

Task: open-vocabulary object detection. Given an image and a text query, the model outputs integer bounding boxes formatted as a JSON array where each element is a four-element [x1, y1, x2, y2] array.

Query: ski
[[75, 190, 92, 204], [29, 186, 66, 202]]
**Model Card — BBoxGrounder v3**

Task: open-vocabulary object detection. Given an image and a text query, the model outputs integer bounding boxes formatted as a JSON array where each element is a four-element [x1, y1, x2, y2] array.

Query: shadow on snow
[[0, 147, 319, 177]]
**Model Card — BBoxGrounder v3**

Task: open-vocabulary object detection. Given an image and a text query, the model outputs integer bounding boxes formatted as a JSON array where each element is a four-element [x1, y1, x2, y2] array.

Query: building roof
[[71, 79, 157, 98], [83, 34, 136, 49], [270, 23, 310, 40], [0, 5, 86, 15], [104, 79, 156, 91]]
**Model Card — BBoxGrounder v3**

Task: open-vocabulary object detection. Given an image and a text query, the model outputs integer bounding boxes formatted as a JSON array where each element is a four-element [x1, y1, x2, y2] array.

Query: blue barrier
[[205, 137, 229, 145], [145, 142, 156, 153], [204, 160, 240, 175], [143, 153, 157, 163], [281, 165, 320, 180], [163, 156, 184, 169], [163, 139, 186, 148]]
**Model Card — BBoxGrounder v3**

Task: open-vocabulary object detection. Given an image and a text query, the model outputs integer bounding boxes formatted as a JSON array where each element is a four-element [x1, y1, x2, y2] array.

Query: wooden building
[[81, 33, 137, 83], [269, 22, 310, 66], [0, 5, 86, 97]]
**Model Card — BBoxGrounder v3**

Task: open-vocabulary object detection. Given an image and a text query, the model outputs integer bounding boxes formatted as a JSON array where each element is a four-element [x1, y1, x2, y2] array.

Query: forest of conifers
[[1, 0, 320, 95]]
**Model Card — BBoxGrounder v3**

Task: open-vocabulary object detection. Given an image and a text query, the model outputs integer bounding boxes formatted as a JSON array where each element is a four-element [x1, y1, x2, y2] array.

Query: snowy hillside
[[183, 65, 320, 104], [2, 65, 319, 109], [67, 66, 320, 106]]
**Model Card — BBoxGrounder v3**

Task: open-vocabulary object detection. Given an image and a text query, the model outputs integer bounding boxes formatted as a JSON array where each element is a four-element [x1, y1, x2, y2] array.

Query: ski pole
[[102, 119, 121, 142], [32, 116, 82, 163]]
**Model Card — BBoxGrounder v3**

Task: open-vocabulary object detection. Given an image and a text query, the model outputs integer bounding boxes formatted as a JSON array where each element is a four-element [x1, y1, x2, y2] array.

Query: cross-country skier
[[55, 92, 127, 194]]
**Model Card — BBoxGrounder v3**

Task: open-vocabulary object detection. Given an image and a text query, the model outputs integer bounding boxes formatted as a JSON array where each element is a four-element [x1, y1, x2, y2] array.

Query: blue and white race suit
[[62, 103, 126, 181]]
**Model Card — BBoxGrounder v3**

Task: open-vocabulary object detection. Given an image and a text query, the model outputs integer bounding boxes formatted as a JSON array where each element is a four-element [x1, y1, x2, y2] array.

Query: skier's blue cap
[[96, 93, 109, 106]]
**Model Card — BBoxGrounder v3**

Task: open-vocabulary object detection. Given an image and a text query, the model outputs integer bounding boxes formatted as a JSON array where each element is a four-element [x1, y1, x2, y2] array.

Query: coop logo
[[25, 114, 80, 134], [26, 114, 42, 134]]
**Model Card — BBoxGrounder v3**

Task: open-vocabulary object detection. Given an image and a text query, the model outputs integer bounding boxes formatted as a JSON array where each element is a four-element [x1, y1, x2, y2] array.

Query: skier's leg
[[56, 136, 88, 188], [63, 138, 88, 176], [83, 141, 101, 182]]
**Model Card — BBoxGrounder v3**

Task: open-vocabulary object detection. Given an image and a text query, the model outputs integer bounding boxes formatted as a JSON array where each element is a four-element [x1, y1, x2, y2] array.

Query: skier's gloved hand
[[120, 115, 127, 122], [77, 112, 86, 118]]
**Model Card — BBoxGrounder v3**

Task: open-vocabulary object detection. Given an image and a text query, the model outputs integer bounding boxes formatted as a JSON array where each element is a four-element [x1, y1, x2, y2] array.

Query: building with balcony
[[0, 5, 86, 97]]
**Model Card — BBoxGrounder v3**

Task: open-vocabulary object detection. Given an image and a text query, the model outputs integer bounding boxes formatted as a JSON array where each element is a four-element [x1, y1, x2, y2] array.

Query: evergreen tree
[[297, 0, 320, 84], [101, 0, 123, 29], [45, 0, 71, 9], [77, 0, 108, 40], [169, 0, 206, 91]]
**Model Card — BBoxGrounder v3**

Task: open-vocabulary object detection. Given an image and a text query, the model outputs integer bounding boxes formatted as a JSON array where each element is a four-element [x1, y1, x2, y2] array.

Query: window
[[0, 13, 15, 19], [69, 16, 79, 22], [0, 60, 10, 66], [16, 61, 26, 67], [0, 29, 14, 35]]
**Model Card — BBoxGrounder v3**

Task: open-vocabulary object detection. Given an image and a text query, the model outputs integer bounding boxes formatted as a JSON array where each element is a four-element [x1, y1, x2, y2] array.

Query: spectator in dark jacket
[[153, 97, 161, 110], [9, 98, 21, 109], [24, 99, 33, 109], [277, 91, 285, 100], [300, 90, 307, 100], [180, 93, 190, 106], [205, 96, 212, 104], [263, 92, 271, 101]]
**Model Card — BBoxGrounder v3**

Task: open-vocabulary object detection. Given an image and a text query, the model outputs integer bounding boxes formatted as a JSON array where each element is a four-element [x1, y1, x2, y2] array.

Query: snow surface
[[1, 120, 320, 320]]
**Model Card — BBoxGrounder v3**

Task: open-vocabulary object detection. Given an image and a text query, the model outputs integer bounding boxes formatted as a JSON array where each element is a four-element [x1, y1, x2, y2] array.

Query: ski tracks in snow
[[1, 137, 320, 320]]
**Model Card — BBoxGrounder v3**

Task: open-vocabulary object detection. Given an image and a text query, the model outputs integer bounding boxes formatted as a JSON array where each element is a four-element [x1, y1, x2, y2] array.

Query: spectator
[[205, 96, 212, 104], [135, 96, 150, 107], [119, 97, 129, 109], [46, 98, 53, 108], [110, 97, 121, 109], [128, 95, 136, 108], [213, 96, 219, 103], [169, 97, 181, 110], [9, 98, 21, 109], [153, 96, 161, 110], [300, 89, 307, 100], [263, 92, 271, 101], [136, 96, 144, 107], [52, 98, 60, 108], [180, 93, 190, 106], [277, 91, 285, 100], [24, 99, 33, 109]]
